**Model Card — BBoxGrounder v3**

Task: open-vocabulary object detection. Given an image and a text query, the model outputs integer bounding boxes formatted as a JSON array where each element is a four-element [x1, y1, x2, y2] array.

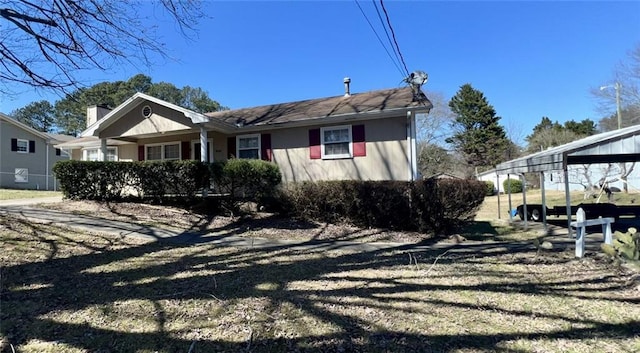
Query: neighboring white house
[[0, 113, 73, 190], [476, 169, 520, 193]]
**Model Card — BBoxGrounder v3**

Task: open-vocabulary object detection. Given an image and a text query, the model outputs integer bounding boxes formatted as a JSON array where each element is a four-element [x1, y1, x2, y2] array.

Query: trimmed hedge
[[53, 160, 210, 201], [277, 179, 486, 233]]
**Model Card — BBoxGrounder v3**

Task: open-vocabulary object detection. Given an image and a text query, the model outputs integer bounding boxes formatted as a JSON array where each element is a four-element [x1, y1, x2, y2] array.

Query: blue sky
[[1, 1, 639, 145]]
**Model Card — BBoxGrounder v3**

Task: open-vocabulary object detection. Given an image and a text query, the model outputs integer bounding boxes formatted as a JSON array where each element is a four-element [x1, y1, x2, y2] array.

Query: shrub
[[484, 180, 495, 196], [503, 178, 523, 193], [277, 179, 486, 233], [601, 227, 640, 270], [54, 160, 210, 202], [211, 159, 282, 206]]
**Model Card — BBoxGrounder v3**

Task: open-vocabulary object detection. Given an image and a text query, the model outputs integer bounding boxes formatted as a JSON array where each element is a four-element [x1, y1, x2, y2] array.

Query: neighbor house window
[[16, 139, 28, 153], [237, 134, 260, 159], [145, 142, 180, 161], [321, 125, 352, 159], [82, 147, 117, 161]]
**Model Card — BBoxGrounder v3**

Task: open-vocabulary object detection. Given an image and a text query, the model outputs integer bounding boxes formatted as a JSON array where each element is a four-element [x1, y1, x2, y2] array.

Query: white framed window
[[191, 138, 214, 162], [237, 134, 260, 159], [82, 147, 118, 161], [14, 168, 28, 183], [16, 139, 28, 153], [146, 142, 181, 161], [321, 125, 352, 159]]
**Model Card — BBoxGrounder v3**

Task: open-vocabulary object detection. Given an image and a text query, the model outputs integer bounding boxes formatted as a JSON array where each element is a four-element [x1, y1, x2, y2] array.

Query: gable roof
[[81, 92, 230, 137], [0, 113, 72, 143], [206, 87, 432, 127]]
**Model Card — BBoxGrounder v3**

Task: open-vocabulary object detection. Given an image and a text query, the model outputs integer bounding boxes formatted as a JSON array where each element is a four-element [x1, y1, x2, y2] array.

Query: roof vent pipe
[[344, 77, 351, 97]]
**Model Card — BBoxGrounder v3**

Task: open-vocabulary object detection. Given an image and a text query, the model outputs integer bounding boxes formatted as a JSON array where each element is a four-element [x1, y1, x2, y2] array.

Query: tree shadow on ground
[[1, 216, 638, 353]]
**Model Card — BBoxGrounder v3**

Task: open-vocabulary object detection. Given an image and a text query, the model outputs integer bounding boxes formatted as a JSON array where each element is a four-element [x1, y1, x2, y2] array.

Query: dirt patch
[[43, 200, 434, 243]]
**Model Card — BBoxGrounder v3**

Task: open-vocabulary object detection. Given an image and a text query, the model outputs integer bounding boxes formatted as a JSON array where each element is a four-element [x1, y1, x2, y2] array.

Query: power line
[[379, 0, 410, 77], [371, 0, 403, 75], [353, 0, 405, 78]]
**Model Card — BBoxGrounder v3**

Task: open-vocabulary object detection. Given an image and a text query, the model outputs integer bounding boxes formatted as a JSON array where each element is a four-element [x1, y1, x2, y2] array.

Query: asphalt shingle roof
[[205, 87, 432, 127]]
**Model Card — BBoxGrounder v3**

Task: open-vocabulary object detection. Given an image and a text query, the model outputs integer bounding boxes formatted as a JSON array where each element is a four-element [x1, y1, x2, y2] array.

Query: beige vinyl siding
[[269, 117, 409, 182], [101, 102, 196, 138]]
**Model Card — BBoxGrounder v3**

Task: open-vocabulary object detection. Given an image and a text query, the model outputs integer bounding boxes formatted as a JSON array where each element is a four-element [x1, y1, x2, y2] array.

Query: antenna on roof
[[403, 70, 428, 101]]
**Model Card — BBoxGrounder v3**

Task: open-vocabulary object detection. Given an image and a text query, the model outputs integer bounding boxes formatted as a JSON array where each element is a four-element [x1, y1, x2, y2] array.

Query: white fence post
[[575, 208, 586, 258]]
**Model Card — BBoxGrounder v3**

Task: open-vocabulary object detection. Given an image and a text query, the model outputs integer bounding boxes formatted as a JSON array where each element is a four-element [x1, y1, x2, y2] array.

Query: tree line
[[10, 74, 226, 136]]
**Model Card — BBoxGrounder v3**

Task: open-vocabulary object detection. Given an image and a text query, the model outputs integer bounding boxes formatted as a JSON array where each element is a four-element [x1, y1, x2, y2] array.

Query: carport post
[[540, 171, 548, 231], [496, 170, 501, 219], [521, 174, 528, 230], [564, 167, 572, 237], [507, 174, 513, 221]]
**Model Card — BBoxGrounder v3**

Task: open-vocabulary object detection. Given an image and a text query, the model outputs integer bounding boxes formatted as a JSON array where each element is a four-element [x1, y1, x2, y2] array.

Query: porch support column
[[200, 126, 208, 162], [100, 138, 107, 162], [200, 126, 209, 198]]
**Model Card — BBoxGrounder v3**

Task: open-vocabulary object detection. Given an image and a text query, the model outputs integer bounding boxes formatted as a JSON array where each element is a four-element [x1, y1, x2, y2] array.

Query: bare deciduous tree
[[591, 43, 640, 129], [0, 0, 204, 94]]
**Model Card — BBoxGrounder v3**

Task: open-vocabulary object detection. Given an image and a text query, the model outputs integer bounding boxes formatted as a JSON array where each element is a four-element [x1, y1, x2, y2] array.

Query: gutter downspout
[[407, 111, 418, 181]]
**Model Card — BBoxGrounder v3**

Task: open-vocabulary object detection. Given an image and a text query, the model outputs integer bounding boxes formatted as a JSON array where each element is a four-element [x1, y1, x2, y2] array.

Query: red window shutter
[[138, 145, 145, 161], [29, 140, 35, 153], [227, 137, 236, 159], [261, 133, 272, 161], [11, 138, 17, 151], [309, 129, 321, 159], [181, 141, 190, 160], [352, 124, 366, 157]]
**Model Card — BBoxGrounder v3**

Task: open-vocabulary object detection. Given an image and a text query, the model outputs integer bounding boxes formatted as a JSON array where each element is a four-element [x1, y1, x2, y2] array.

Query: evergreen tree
[[52, 74, 226, 136], [445, 84, 509, 168], [525, 117, 596, 153], [10, 100, 55, 132]]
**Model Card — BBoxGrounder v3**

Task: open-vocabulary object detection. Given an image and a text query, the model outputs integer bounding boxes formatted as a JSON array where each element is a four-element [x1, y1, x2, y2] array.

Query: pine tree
[[10, 100, 55, 132], [446, 84, 509, 169]]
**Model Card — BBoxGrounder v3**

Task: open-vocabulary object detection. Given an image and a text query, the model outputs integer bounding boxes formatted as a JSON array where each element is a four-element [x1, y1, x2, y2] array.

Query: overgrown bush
[[503, 178, 523, 193], [277, 179, 486, 233], [484, 180, 495, 196], [210, 159, 282, 206]]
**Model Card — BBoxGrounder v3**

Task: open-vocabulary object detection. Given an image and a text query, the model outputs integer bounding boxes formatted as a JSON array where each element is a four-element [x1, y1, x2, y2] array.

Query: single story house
[[58, 82, 432, 182], [476, 169, 519, 193], [0, 113, 73, 190]]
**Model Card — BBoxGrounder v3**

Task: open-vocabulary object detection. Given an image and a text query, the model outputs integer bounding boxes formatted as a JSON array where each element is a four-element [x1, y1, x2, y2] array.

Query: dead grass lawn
[[1, 214, 638, 353]]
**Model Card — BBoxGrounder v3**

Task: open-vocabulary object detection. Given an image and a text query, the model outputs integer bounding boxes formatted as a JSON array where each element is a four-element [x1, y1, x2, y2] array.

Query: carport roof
[[495, 124, 640, 174]]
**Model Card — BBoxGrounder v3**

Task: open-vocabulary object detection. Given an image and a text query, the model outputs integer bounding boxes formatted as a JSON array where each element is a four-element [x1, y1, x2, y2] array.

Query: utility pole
[[600, 82, 623, 129]]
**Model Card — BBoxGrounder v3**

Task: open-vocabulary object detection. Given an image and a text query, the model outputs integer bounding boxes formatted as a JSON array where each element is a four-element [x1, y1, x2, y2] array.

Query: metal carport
[[494, 124, 640, 235]]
